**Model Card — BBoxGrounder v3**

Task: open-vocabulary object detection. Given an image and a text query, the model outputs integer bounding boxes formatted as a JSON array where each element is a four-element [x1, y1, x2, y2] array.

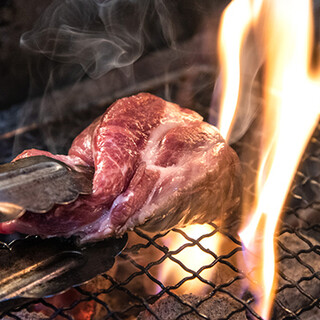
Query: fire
[[218, 0, 320, 318], [158, 224, 221, 295], [217, 0, 262, 141]]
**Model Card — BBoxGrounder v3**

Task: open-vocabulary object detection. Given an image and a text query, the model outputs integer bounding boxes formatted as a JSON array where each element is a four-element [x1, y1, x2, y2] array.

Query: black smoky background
[[0, 1, 319, 319], [0, 0, 228, 163]]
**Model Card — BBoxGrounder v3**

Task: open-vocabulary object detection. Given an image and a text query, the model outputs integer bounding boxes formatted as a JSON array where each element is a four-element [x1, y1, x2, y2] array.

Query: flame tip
[[217, 0, 319, 318]]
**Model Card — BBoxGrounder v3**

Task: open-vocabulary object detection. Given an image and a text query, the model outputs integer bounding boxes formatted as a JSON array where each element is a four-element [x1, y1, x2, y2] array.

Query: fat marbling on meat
[[0, 93, 241, 242]]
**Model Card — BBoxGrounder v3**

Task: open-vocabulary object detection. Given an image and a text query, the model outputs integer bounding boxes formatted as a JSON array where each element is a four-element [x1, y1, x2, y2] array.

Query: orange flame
[[217, 0, 262, 141], [218, 0, 320, 318]]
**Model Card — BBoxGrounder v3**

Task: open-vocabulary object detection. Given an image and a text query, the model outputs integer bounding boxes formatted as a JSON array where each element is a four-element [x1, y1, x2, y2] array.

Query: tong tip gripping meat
[[0, 156, 94, 222]]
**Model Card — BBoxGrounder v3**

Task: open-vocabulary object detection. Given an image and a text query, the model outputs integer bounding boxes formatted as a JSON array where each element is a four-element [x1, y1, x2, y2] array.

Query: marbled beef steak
[[0, 93, 241, 242]]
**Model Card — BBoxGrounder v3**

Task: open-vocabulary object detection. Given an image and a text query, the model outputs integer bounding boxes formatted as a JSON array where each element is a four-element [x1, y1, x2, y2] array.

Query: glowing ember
[[158, 224, 221, 295], [218, 0, 320, 318]]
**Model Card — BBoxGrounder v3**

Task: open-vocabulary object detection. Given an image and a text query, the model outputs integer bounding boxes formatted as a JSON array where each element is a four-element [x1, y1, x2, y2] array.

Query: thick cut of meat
[[0, 93, 241, 242]]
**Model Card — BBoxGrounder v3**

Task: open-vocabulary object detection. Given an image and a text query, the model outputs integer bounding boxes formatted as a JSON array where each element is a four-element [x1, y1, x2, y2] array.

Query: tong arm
[[0, 156, 94, 222]]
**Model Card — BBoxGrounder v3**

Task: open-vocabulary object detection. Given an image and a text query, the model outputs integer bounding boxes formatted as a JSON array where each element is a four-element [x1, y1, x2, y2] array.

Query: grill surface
[[0, 56, 319, 320]]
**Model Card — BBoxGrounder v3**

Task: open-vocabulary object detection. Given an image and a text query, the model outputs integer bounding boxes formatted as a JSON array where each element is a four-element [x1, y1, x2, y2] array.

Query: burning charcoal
[[138, 293, 247, 320], [4, 284, 99, 319], [3, 310, 44, 320], [272, 231, 320, 319], [83, 231, 166, 319]]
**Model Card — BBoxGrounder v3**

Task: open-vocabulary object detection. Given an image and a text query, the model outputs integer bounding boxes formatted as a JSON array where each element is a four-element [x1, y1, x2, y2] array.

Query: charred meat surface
[[0, 93, 241, 242]]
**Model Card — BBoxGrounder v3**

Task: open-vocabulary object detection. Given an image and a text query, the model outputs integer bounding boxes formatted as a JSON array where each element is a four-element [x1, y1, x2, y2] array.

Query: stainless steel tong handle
[[0, 156, 94, 222], [0, 234, 128, 313]]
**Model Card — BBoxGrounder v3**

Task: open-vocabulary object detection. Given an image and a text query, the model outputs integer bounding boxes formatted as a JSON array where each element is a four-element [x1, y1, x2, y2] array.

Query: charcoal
[[138, 293, 247, 320], [3, 310, 44, 320], [272, 231, 320, 319]]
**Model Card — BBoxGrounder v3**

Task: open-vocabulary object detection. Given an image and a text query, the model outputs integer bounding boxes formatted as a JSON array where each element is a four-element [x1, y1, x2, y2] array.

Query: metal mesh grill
[[1, 122, 319, 320], [274, 122, 320, 320], [0, 60, 319, 319]]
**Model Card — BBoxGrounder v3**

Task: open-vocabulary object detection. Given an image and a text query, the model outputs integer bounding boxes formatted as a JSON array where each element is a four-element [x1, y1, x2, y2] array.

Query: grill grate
[[1, 120, 319, 319], [0, 64, 319, 319], [273, 123, 320, 320]]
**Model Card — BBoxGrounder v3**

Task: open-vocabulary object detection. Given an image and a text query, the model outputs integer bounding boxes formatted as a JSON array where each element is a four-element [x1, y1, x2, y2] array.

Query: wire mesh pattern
[[273, 122, 320, 320], [0, 58, 318, 319], [1, 122, 319, 320]]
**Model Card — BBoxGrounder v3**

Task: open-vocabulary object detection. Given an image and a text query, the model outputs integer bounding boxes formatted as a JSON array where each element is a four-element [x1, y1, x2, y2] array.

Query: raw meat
[[0, 93, 241, 242]]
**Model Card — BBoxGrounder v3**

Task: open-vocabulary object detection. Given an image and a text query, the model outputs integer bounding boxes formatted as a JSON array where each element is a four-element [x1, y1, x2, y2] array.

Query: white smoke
[[14, 0, 195, 155], [210, 29, 264, 144], [20, 0, 179, 79]]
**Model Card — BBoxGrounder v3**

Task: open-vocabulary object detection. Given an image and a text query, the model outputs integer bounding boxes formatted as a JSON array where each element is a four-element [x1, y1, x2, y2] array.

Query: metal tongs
[[0, 155, 94, 222], [0, 156, 128, 312], [0, 234, 128, 313]]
